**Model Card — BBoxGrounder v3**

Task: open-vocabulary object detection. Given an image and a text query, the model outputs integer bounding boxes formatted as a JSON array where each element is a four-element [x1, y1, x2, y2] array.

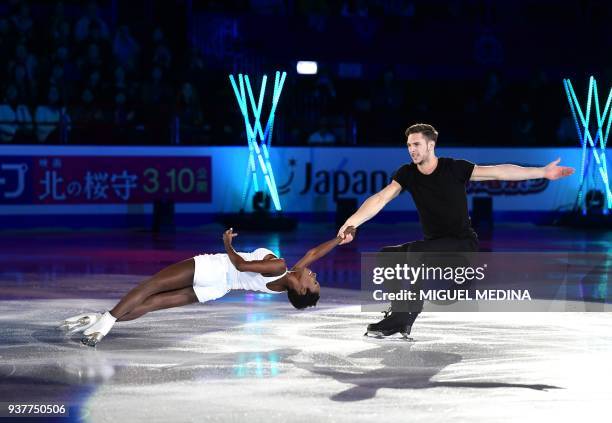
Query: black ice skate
[[364, 308, 412, 339]]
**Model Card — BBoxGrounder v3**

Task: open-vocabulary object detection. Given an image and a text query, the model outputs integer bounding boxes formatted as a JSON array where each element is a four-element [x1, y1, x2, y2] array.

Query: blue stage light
[[563, 76, 612, 212], [229, 71, 287, 211]]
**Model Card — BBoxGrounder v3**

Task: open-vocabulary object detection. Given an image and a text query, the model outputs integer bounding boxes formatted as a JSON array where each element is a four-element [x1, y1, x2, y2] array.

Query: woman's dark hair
[[287, 289, 319, 310]]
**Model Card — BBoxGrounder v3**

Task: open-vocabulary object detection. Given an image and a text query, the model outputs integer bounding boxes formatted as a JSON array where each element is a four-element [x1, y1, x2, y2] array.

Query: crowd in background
[[0, 0, 210, 145], [0, 0, 602, 147]]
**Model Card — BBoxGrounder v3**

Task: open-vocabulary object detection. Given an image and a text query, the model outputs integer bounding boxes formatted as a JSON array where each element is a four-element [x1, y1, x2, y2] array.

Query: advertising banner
[[0, 155, 211, 204], [0, 146, 596, 215]]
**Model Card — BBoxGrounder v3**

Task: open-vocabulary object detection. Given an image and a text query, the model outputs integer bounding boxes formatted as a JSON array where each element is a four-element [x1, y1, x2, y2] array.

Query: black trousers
[[378, 236, 479, 327]]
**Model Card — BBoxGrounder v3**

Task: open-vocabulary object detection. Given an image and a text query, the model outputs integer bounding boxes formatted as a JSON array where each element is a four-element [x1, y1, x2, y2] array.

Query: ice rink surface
[[1, 223, 611, 422], [2, 289, 612, 423]]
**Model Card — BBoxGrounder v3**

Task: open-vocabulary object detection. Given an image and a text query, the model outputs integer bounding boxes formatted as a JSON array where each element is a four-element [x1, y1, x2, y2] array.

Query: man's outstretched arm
[[336, 181, 402, 244], [470, 158, 575, 181]]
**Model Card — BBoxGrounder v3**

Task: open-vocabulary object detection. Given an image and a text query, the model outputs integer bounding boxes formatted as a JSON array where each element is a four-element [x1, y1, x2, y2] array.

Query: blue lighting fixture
[[229, 71, 287, 215], [230, 71, 287, 211], [563, 76, 612, 214]]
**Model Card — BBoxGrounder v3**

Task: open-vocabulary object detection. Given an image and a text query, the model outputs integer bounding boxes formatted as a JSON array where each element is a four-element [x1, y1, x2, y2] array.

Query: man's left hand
[[543, 158, 575, 180]]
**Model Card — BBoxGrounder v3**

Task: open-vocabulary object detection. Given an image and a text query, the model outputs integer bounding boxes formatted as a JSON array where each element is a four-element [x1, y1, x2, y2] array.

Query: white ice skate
[[60, 313, 102, 334], [81, 311, 116, 347]]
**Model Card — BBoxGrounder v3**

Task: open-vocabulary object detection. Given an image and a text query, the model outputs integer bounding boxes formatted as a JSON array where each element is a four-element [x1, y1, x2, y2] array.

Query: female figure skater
[[61, 226, 356, 347]]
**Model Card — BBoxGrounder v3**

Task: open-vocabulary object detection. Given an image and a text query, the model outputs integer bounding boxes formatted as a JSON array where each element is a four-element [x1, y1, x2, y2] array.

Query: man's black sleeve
[[392, 164, 411, 191], [452, 159, 475, 184]]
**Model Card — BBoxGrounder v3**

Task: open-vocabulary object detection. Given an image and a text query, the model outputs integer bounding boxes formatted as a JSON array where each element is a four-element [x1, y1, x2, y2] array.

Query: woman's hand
[[342, 226, 356, 241], [337, 223, 356, 245], [223, 228, 238, 245], [222, 227, 245, 270]]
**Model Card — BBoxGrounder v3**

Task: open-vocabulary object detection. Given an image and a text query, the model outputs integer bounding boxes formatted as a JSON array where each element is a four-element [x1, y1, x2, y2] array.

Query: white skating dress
[[192, 248, 286, 303]]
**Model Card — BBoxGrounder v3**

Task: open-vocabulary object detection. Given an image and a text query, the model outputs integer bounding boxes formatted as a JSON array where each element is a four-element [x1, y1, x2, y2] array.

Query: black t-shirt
[[392, 157, 476, 240]]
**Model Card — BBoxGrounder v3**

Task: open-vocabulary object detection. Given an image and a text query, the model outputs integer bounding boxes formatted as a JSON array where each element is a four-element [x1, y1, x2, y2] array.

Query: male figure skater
[[337, 123, 575, 337]]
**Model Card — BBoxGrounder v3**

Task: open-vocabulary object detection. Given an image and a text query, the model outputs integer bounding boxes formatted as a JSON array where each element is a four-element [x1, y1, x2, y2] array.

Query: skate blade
[[81, 332, 104, 347], [399, 331, 412, 340], [60, 316, 92, 333], [364, 330, 413, 341], [364, 330, 384, 338]]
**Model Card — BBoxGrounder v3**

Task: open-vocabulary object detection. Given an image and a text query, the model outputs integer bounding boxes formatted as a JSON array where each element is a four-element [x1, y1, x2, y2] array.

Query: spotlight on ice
[[296, 61, 318, 75]]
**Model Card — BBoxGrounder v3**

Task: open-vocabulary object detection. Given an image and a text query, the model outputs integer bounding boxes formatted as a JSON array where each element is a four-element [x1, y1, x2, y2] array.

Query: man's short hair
[[287, 289, 319, 310], [405, 123, 438, 143]]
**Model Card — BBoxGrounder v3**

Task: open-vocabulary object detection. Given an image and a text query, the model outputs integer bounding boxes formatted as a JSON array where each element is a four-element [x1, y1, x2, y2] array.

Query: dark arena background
[[1, 1, 611, 422]]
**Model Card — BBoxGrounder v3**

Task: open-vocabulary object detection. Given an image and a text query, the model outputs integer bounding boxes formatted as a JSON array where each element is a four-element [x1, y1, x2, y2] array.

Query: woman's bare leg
[[110, 258, 195, 319], [117, 286, 198, 322]]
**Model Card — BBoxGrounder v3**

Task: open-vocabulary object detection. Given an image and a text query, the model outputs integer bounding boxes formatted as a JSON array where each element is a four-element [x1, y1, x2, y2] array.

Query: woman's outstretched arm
[[223, 228, 286, 275], [291, 226, 356, 270]]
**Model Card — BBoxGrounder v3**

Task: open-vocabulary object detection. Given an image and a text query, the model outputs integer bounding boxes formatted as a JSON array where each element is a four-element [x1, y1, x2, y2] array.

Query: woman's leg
[[117, 286, 198, 322], [110, 258, 195, 319]]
